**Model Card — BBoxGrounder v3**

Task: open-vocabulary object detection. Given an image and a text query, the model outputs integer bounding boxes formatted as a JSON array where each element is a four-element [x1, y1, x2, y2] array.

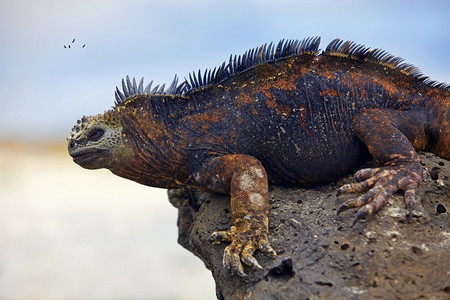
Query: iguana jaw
[[69, 147, 112, 169]]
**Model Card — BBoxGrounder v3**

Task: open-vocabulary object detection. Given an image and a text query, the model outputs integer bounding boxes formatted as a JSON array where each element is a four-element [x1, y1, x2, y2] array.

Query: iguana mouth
[[70, 148, 111, 165]]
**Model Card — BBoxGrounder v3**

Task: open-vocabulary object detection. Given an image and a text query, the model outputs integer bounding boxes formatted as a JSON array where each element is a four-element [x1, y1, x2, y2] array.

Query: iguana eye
[[87, 128, 105, 141]]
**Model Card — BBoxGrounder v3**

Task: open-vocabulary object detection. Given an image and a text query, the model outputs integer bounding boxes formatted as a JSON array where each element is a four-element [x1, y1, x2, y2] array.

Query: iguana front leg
[[337, 108, 428, 225], [195, 154, 277, 276]]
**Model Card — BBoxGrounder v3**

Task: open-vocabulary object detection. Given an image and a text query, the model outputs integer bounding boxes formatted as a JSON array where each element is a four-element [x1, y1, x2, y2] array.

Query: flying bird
[[63, 39, 86, 49]]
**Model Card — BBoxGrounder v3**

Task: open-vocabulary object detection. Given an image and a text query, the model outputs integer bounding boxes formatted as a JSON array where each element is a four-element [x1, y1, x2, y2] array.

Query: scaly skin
[[68, 37, 449, 277]]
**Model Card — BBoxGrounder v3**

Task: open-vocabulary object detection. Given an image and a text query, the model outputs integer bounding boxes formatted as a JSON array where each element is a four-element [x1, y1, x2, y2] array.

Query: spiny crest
[[114, 37, 448, 105], [114, 75, 188, 106], [186, 36, 321, 91], [70, 116, 90, 138], [324, 38, 450, 90], [114, 37, 321, 104]]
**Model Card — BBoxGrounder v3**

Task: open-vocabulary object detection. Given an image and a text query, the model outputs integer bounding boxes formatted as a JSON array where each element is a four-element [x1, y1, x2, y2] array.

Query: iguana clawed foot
[[336, 160, 422, 225], [209, 215, 276, 277]]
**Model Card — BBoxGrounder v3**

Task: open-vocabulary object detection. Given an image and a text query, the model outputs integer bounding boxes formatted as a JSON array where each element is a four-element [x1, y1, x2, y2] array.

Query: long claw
[[403, 182, 417, 221], [352, 205, 370, 226], [352, 216, 360, 227], [241, 244, 258, 267], [259, 240, 277, 257], [236, 268, 247, 277], [336, 202, 349, 215], [337, 198, 361, 215], [408, 204, 414, 221], [243, 254, 262, 269]]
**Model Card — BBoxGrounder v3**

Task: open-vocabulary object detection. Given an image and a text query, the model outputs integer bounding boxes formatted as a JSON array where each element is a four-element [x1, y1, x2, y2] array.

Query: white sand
[[0, 143, 216, 299]]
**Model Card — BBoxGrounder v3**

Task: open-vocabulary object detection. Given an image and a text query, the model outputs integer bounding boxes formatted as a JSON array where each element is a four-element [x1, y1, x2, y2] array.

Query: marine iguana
[[68, 37, 449, 277]]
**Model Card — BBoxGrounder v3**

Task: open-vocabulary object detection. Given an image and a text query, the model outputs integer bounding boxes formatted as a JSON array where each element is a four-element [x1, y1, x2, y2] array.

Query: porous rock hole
[[267, 258, 294, 281]]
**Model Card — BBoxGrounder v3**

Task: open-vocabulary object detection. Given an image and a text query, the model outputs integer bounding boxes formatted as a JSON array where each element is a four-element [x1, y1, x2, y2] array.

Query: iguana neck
[[110, 95, 194, 188], [106, 132, 192, 189]]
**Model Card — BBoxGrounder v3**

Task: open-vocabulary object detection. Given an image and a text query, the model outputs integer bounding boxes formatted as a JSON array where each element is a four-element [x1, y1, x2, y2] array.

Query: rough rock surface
[[174, 153, 449, 299]]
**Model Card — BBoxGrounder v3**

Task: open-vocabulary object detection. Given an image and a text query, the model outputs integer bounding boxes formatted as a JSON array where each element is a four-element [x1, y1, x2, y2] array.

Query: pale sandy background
[[0, 0, 448, 299], [0, 143, 215, 299]]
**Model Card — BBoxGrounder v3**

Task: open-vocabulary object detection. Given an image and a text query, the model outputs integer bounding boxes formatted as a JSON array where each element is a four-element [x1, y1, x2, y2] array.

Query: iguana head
[[68, 75, 187, 173], [68, 109, 133, 169]]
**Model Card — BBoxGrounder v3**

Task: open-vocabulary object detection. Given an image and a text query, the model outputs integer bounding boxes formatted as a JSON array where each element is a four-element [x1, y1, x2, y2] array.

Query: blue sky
[[0, 0, 449, 140]]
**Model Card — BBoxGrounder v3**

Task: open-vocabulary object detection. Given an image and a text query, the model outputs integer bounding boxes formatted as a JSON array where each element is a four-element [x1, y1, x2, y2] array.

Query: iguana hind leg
[[196, 154, 277, 276], [336, 108, 427, 225], [168, 188, 185, 208]]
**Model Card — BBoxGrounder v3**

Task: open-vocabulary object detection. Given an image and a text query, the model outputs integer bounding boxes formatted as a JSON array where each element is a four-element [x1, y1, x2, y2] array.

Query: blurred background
[[0, 0, 448, 299]]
